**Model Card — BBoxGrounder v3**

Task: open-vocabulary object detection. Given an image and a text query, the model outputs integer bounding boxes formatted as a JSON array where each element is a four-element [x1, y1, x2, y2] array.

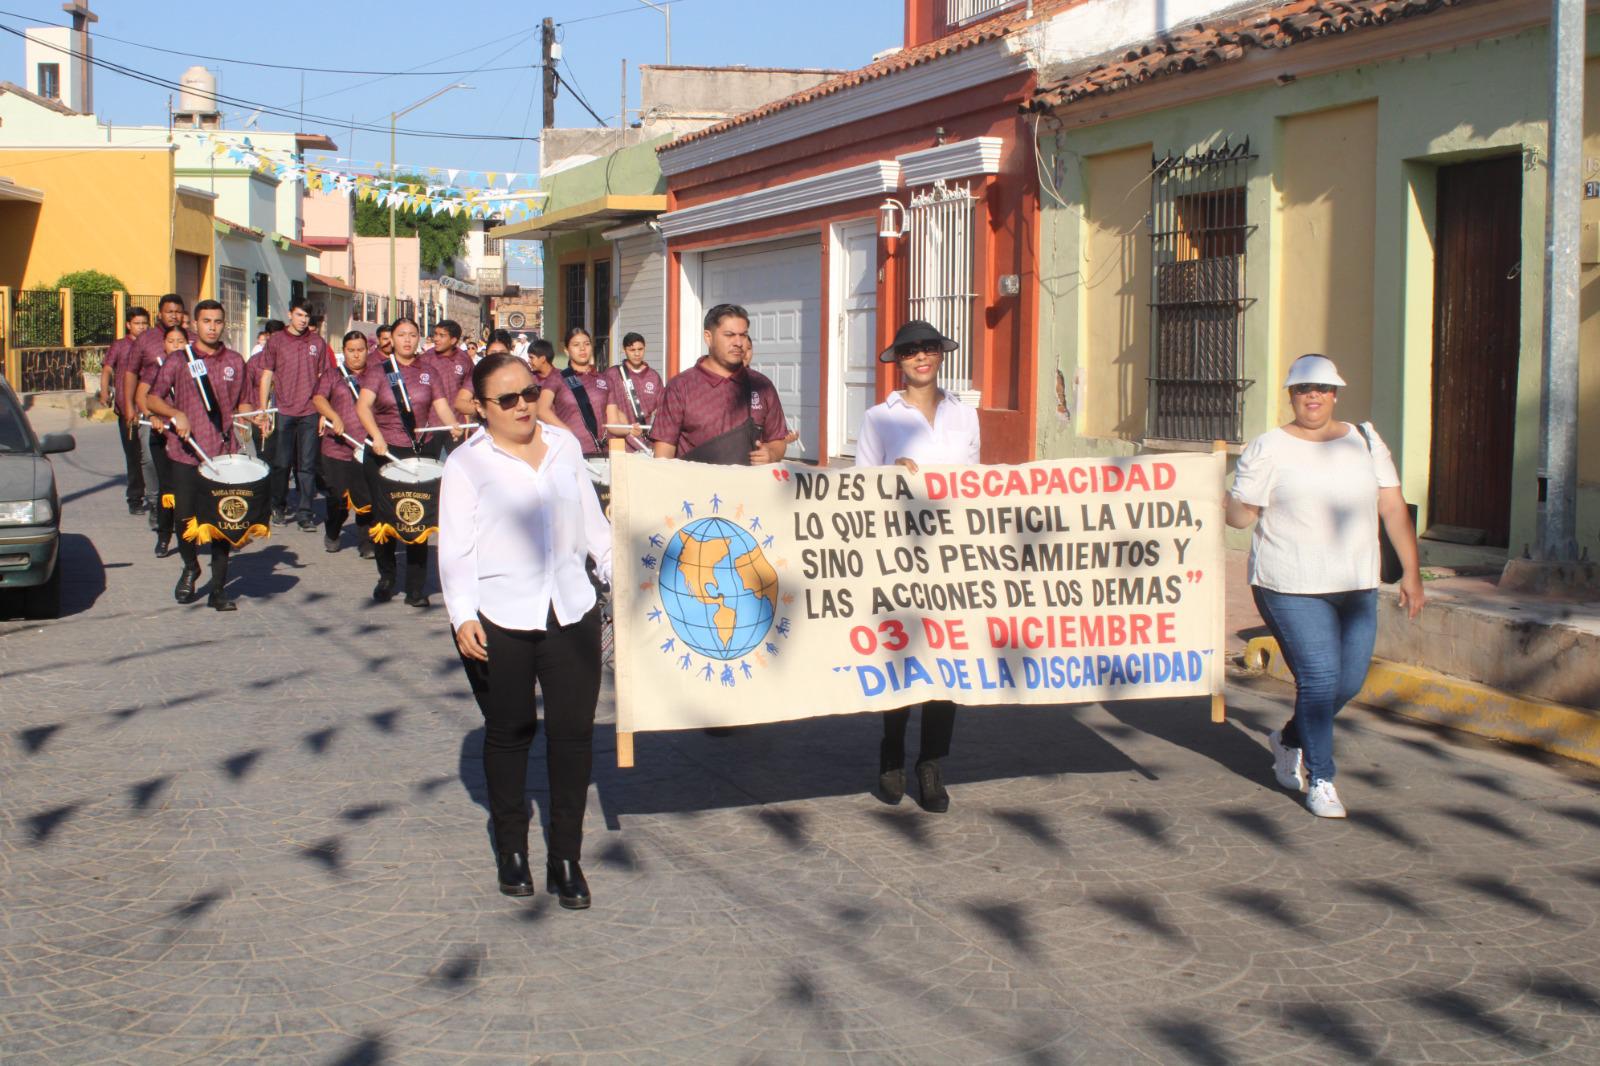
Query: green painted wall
[[538, 134, 672, 357], [1035, 20, 1600, 561]]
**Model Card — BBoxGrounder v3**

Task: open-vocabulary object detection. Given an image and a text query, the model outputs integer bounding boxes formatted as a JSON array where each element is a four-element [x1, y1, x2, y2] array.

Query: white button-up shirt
[[854, 389, 981, 468], [438, 424, 613, 632]]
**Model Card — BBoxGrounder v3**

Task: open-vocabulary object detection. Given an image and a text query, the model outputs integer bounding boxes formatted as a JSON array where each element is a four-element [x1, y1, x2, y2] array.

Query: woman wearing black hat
[[856, 321, 981, 812]]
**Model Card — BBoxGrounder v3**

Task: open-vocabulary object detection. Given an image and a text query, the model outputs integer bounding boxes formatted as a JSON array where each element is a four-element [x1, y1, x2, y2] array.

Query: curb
[[1242, 637, 1600, 769]]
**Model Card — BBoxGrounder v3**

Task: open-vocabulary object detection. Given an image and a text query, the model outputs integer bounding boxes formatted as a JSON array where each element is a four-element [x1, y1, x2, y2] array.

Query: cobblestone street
[[4, 411, 1600, 1065]]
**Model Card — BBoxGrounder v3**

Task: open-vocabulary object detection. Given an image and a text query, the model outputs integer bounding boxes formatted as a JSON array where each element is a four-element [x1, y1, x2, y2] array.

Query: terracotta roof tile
[[660, 0, 1079, 152], [1028, 0, 1466, 110]]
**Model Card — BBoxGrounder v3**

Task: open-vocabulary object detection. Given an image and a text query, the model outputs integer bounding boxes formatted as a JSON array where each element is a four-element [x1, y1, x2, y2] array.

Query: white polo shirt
[[854, 390, 981, 468]]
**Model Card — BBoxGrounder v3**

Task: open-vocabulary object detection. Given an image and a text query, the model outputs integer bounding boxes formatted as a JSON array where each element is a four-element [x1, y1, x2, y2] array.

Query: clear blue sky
[[2, 0, 905, 178]]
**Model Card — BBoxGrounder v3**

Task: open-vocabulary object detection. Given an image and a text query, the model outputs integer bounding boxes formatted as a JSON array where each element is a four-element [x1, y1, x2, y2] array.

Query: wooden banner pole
[[1212, 439, 1228, 724], [610, 436, 637, 768]]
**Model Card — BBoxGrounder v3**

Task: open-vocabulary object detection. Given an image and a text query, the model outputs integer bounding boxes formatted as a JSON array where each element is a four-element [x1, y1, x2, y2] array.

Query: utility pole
[[542, 18, 558, 129], [1537, 0, 1582, 562], [62, 1, 97, 114]]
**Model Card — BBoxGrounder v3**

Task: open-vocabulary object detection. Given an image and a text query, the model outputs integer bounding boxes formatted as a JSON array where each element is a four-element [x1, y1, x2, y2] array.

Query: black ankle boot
[[208, 587, 237, 612], [877, 739, 905, 805], [372, 576, 396, 602], [173, 565, 201, 604], [496, 852, 534, 897], [915, 760, 950, 813], [546, 858, 591, 910]]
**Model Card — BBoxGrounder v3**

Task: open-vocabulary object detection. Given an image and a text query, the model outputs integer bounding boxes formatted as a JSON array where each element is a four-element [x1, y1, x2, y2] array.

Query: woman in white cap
[[1225, 353, 1424, 818], [856, 320, 980, 813]]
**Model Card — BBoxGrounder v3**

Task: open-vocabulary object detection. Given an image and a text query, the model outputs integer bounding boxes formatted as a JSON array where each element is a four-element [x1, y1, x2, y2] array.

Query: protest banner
[[610, 448, 1227, 767]]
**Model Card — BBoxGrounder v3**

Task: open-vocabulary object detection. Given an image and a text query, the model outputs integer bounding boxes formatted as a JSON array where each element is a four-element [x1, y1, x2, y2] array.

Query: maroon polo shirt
[[366, 356, 438, 448], [603, 363, 664, 424], [133, 325, 198, 387], [650, 358, 787, 457], [425, 345, 472, 401], [259, 327, 326, 417], [105, 336, 136, 407], [149, 343, 250, 466], [548, 366, 610, 456], [316, 363, 384, 461]]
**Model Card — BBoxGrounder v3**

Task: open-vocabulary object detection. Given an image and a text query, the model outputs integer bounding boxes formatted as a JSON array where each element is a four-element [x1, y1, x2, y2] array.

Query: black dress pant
[[319, 454, 371, 540], [459, 607, 602, 860], [118, 418, 146, 504], [149, 432, 176, 539], [270, 414, 320, 520], [882, 701, 956, 768], [169, 461, 231, 580]]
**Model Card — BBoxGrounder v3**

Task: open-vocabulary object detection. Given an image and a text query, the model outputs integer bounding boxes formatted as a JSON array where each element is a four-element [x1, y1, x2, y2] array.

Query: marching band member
[[651, 304, 787, 465], [311, 330, 381, 557], [538, 327, 609, 459], [354, 317, 458, 606], [126, 294, 194, 554], [856, 321, 980, 813], [140, 302, 257, 611], [602, 331, 662, 454], [102, 305, 151, 517], [439, 352, 611, 907]]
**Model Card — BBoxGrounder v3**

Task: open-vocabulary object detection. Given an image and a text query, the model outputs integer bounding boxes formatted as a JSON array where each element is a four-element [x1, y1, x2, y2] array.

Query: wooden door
[[1428, 157, 1522, 547]]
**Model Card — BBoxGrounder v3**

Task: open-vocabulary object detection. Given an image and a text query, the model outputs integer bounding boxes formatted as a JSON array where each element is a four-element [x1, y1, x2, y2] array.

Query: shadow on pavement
[[58, 532, 107, 616]]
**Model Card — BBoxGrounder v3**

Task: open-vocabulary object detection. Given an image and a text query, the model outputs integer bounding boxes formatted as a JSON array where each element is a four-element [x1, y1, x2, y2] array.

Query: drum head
[[203, 455, 272, 485], [379, 457, 446, 485]]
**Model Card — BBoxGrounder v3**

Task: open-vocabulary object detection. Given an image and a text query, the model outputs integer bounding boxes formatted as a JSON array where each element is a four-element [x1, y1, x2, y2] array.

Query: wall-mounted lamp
[[879, 198, 909, 240]]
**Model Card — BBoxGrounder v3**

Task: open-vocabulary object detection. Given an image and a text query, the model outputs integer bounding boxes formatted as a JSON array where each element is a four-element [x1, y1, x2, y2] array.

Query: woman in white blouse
[[856, 321, 981, 814], [438, 353, 613, 908], [1226, 354, 1423, 820]]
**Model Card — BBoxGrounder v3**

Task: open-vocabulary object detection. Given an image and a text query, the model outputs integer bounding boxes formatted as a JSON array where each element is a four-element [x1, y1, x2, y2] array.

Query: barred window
[[1148, 141, 1254, 443], [907, 179, 978, 401]]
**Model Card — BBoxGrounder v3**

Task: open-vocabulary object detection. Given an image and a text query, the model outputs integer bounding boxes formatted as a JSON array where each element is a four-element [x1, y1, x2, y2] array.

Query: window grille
[[218, 267, 248, 354], [36, 63, 59, 100], [907, 179, 979, 401], [592, 259, 612, 368], [563, 263, 587, 341], [1147, 140, 1255, 443], [947, 0, 1021, 25]]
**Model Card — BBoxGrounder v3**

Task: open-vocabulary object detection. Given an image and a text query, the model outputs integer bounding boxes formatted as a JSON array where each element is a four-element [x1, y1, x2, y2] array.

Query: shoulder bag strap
[[562, 368, 604, 450], [384, 357, 418, 439]]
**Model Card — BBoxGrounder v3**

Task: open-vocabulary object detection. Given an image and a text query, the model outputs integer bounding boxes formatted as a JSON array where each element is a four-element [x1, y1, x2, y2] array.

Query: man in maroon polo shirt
[[539, 327, 610, 458], [603, 331, 663, 455], [125, 294, 196, 546], [651, 303, 788, 465], [256, 298, 326, 531], [101, 305, 151, 515], [143, 300, 258, 612], [425, 319, 476, 422]]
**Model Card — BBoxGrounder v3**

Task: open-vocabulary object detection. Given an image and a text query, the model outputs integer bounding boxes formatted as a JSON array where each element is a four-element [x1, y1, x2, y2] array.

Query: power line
[[558, 0, 691, 27], [0, 6, 535, 76], [0, 23, 539, 143], [299, 28, 539, 111], [555, 68, 608, 126]]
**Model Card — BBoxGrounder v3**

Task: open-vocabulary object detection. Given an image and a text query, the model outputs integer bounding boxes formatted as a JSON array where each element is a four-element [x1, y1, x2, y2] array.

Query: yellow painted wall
[[175, 189, 215, 297], [1580, 60, 1600, 485], [1276, 103, 1379, 423], [0, 148, 176, 292], [1081, 144, 1152, 439]]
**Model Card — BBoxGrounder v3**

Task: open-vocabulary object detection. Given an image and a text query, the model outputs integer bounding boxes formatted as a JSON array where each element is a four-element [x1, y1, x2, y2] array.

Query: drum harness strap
[[383, 356, 419, 443], [181, 344, 234, 450], [561, 368, 605, 453]]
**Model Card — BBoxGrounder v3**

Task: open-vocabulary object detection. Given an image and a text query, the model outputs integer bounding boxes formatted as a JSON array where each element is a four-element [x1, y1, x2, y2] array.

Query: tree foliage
[[352, 172, 470, 275], [52, 269, 128, 293]]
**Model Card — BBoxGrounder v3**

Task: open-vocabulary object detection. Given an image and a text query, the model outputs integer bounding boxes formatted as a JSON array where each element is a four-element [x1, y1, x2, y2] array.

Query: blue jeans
[[270, 413, 320, 521], [1251, 587, 1378, 783]]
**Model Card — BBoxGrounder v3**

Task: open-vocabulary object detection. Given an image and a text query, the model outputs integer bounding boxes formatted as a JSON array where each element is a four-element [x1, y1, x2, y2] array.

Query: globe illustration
[[658, 517, 780, 661]]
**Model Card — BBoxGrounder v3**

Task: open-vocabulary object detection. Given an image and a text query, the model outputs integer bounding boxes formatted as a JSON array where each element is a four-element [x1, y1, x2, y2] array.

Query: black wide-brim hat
[[879, 320, 959, 363]]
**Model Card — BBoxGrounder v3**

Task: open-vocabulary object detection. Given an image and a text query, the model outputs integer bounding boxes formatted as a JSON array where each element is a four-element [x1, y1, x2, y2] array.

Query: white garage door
[[701, 237, 821, 453]]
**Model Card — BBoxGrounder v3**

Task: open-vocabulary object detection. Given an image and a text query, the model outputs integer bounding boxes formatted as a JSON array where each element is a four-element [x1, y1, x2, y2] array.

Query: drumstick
[[413, 424, 480, 435], [603, 423, 652, 431], [235, 408, 278, 421], [184, 435, 221, 478]]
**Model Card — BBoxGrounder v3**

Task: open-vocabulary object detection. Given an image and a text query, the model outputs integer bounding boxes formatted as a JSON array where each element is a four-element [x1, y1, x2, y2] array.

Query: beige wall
[[1081, 144, 1152, 439], [303, 188, 353, 243], [1276, 103, 1379, 424], [352, 236, 419, 301], [1581, 61, 1600, 485]]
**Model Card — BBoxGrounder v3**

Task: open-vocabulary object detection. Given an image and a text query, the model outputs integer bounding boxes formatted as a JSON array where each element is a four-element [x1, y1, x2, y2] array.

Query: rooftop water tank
[[179, 66, 217, 115]]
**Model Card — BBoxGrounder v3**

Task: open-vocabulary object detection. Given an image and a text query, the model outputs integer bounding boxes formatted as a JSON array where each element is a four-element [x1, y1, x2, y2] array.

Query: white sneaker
[[1269, 729, 1307, 792], [1306, 779, 1347, 819]]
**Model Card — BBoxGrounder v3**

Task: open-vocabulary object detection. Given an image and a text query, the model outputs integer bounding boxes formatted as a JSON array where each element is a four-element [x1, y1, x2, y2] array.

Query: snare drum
[[366, 455, 445, 545], [186, 455, 272, 547]]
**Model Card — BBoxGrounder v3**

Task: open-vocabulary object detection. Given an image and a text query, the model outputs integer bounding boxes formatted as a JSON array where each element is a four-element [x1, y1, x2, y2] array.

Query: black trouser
[[270, 413, 320, 520], [319, 455, 371, 540], [149, 432, 175, 539], [118, 417, 146, 504], [882, 701, 956, 769], [460, 608, 603, 859], [169, 461, 231, 582]]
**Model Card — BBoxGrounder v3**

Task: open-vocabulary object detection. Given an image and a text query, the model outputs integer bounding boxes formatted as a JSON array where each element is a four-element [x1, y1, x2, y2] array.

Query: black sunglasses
[[896, 341, 946, 358], [1289, 383, 1337, 396], [483, 385, 541, 410]]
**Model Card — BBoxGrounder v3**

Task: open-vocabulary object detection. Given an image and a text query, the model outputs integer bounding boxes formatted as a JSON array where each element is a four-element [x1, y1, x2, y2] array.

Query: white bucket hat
[[1284, 353, 1347, 388]]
